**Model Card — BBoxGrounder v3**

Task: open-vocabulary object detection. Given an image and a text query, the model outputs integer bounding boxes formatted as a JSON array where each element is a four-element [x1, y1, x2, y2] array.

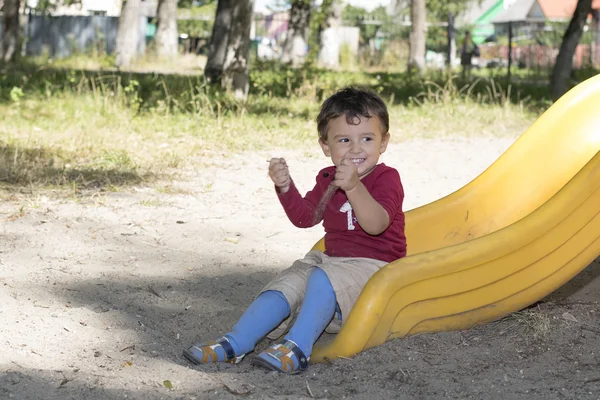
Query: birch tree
[[280, 0, 311, 66], [205, 0, 254, 100], [155, 0, 179, 58], [408, 0, 426, 73], [115, 0, 142, 67], [1, 0, 21, 62]]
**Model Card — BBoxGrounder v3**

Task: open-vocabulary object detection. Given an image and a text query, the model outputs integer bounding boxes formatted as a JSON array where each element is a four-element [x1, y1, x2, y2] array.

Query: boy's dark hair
[[316, 86, 390, 141]]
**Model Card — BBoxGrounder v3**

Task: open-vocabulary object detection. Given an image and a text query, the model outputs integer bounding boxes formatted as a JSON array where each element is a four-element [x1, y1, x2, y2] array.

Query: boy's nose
[[350, 141, 361, 153]]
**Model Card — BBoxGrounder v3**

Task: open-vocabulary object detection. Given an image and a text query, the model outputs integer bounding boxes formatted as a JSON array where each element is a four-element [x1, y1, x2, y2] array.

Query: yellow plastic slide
[[311, 75, 600, 363]]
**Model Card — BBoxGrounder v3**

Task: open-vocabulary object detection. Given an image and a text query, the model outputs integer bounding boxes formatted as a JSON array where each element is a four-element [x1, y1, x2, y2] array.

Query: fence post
[[507, 21, 513, 81]]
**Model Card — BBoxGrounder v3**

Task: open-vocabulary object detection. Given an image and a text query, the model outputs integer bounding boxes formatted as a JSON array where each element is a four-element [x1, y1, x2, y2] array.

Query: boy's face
[[319, 114, 389, 177]]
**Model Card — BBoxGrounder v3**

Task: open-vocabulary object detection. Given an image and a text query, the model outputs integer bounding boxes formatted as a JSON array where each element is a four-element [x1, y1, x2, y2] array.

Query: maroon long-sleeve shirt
[[277, 163, 406, 263]]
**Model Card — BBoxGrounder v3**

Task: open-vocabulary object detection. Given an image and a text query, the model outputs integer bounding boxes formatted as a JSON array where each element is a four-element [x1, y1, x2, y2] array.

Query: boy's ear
[[379, 132, 390, 154], [319, 138, 331, 157]]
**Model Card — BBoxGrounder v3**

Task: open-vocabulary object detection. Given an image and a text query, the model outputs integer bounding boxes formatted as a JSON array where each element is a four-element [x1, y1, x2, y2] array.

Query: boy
[[184, 86, 406, 374]]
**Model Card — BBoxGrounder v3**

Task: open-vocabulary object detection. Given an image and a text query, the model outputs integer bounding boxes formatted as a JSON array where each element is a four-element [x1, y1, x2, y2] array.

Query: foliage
[[172, 3, 216, 37], [269, 0, 304, 12], [339, 1, 480, 64], [0, 61, 542, 190], [146, 2, 214, 38], [426, 0, 478, 22], [177, 20, 213, 38], [177, 1, 217, 17], [528, 22, 569, 46], [278, 0, 311, 9], [32, 0, 81, 13], [177, 0, 216, 8], [424, 0, 480, 52], [306, 0, 335, 64], [426, 25, 450, 53], [0, 58, 563, 113], [526, 21, 598, 46], [9, 86, 24, 103], [342, 5, 392, 47], [177, 20, 212, 38]]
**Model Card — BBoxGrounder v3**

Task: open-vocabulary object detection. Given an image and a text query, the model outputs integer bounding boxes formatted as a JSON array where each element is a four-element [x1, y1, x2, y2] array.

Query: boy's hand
[[269, 157, 291, 193], [334, 158, 360, 192]]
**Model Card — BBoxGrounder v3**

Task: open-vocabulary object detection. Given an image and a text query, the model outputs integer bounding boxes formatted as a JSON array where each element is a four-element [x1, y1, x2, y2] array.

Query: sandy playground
[[1, 135, 600, 400]]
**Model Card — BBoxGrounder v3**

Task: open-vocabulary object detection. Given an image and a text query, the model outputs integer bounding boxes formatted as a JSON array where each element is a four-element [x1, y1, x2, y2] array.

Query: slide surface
[[311, 75, 600, 362]]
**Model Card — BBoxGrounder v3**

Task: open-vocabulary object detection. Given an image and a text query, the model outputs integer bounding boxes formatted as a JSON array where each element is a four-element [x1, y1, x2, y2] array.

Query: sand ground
[[2, 136, 600, 400]]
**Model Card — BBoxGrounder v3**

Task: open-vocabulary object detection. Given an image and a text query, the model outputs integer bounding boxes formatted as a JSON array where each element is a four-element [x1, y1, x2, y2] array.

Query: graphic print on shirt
[[339, 201, 355, 230]]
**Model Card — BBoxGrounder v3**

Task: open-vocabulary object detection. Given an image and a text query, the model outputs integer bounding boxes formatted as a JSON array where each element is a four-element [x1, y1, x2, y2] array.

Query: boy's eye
[[362, 137, 373, 142], [339, 138, 349, 143]]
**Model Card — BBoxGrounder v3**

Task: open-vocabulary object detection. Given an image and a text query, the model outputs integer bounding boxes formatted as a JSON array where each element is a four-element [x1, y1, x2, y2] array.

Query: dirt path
[[1, 137, 599, 400]]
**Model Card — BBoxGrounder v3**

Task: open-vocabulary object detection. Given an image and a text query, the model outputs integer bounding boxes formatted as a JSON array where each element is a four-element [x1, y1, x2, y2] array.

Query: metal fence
[[250, 14, 600, 77], [2, 12, 599, 75], [249, 14, 414, 68], [476, 21, 600, 78]]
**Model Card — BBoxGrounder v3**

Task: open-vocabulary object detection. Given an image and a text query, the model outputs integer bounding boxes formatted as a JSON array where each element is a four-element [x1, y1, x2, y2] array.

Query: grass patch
[[476, 305, 551, 342], [139, 198, 165, 207], [509, 308, 551, 340], [0, 62, 541, 193], [155, 185, 194, 195]]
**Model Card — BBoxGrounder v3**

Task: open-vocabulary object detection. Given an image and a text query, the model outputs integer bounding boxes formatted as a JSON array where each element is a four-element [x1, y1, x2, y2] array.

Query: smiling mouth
[[351, 158, 365, 164]]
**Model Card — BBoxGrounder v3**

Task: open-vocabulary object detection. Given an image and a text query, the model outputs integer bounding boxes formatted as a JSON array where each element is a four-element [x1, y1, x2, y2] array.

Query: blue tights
[[226, 267, 336, 357]]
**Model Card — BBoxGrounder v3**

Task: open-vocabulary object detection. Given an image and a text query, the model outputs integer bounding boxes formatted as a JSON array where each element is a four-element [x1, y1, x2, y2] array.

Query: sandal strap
[[218, 336, 236, 362], [281, 340, 309, 370]]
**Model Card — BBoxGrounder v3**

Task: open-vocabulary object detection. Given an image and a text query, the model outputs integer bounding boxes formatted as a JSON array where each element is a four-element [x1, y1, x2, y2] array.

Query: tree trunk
[[204, 0, 235, 83], [310, 0, 333, 62], [115, 0, 142, 68], [221, 0, 254, 100], [447, 13, 456, 68], [592, 10, 599, 66], [155, 0, 178, 58], [390, 0, 408, 17], [326, 1, 343, 28], [1, 0, 21, 62], [280, 0, 310, 66], [550, 0, 592, 101], [595, 10, 600, 41], [317, 0, 342, 66], [408, 0, 426, 74]]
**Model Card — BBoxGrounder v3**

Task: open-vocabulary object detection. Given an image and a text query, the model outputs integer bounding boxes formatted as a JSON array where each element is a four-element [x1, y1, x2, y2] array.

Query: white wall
[[319, 26, 360, 68]]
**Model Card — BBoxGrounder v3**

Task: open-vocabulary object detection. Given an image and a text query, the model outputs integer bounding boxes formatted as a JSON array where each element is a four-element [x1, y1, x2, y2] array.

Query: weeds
[[510, 308, 551, 340], [0, 61, 540, 193], [479, 306, 552, 342], [155, 185, 193, 195], [139, 199, 164, 207]]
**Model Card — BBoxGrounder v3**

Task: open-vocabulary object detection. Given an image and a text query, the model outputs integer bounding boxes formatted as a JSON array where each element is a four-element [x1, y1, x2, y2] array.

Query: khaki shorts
[[260, 250, 387, 339]]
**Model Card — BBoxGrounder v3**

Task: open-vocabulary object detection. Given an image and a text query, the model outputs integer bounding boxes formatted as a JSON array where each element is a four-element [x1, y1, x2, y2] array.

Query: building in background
[[458, 0, 505, 44], [493, 0, 600, 34]]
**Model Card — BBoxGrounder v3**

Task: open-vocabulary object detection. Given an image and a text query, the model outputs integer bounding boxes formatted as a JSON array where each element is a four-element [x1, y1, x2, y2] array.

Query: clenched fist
[[269, 157, 291, 193], [334, 158, 360, 192]]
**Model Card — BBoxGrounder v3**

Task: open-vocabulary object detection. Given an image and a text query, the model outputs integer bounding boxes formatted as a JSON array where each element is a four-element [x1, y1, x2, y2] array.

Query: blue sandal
[[253, 339, 309, 374], [183, 336, 245, 365]]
